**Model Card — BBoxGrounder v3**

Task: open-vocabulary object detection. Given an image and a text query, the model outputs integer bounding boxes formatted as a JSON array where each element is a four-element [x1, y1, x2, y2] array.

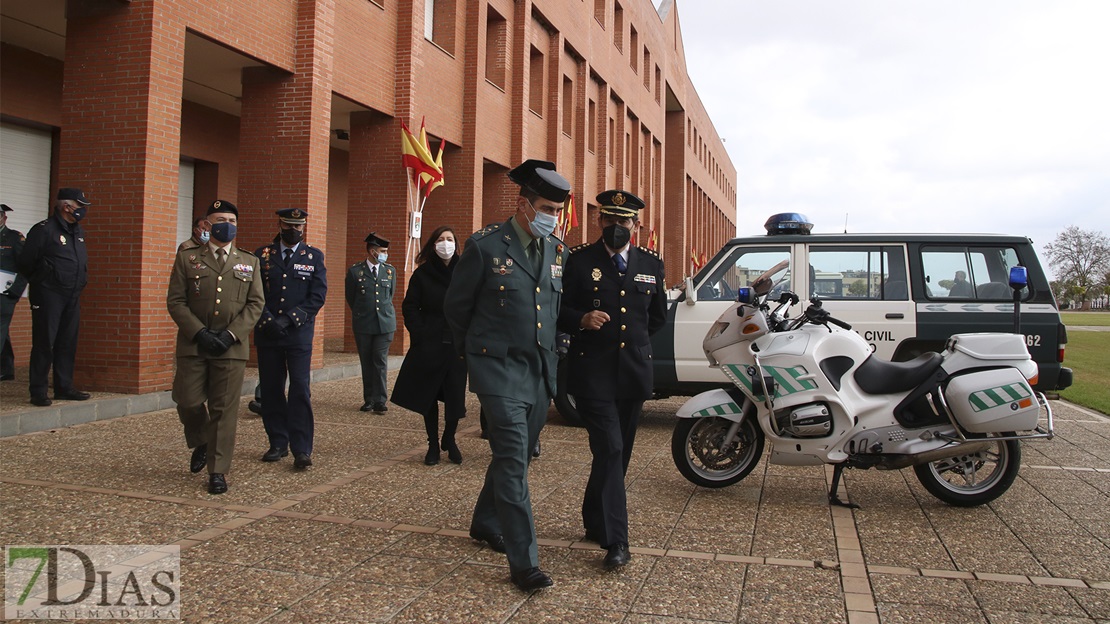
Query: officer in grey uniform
[[558, 190, 666, 569], [345, 232, 396, 413], [167, 200, 264, 494], [1, 204, 28, 381], [444, 159, 571, 592]]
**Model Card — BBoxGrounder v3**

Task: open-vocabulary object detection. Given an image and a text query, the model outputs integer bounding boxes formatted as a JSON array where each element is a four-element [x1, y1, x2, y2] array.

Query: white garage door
[[0, 122, 53, 235], [176, 161, 196, 247]]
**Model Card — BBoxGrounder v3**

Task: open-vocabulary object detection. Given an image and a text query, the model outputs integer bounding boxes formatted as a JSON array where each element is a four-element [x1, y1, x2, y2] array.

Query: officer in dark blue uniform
[[17, 188, 93, 406], [254, 208, 328, 469], [1, 204, 29, 381], [557, 189, 666, 569]]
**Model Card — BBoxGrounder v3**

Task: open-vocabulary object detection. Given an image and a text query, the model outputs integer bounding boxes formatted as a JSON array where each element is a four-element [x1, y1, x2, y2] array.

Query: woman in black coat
[[390, 226, 467, 465]]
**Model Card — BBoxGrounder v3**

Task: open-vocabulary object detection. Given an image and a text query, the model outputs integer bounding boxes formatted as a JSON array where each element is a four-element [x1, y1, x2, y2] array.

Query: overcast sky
[[674, 0, 1109, 270]]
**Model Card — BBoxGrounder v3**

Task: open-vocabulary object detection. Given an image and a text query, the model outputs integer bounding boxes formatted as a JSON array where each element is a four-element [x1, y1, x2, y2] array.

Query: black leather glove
[[555, 332, 571, 359], [194, 329, 223, 355], [262, 315, 290, 339], [216, 329, 237, 348]]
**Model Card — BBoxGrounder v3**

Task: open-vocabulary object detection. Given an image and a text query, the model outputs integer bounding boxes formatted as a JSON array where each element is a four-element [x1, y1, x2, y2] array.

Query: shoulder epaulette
[[238, 249, 256, 258], [637, 245, 662, 260], [471, 222, 503, 240], [570, 243, 591, 253]]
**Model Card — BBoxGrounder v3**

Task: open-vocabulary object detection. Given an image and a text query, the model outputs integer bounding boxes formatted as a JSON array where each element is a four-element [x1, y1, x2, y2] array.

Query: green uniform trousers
[[470, 393, 548, 574], [173, 356, 246, 475]]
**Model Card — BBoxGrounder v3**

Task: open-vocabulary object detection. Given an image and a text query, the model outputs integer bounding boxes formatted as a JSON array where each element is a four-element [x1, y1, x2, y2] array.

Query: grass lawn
[[1057, 330, 1110, 415], [1061, 311, 1110, 327]]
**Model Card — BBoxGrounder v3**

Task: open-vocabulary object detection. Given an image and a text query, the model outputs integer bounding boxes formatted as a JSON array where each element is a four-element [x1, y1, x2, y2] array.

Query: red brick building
[[0, 0, 736, 394]]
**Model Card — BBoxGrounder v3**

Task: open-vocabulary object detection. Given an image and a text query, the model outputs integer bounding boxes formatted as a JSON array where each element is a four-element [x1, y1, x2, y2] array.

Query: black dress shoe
[[189, 444, 207, 473], [0, 373, 14, 381], [479, 429, 489, 440], [30, 396, 52, 407], [424, 445, 440, 466], [248, 400, 263, 415], [261, 447, 288, 462], [208, 473, 228, 495], [293, 452, 313, 469], [469, 530, 506, 553], [532, 440, 541, 458], [603, 543, 631, 569], [359, 403, 374, 412], [510, 567, 553, 591], [372, 403, 388, 414], [583, 530, 601, 543], [441, 438, 462, 464], [55, 389, 91, 401]]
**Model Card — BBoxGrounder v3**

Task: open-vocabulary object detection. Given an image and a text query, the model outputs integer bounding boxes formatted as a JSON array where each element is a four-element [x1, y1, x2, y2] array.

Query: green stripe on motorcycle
[[695, 402, 740, 418]]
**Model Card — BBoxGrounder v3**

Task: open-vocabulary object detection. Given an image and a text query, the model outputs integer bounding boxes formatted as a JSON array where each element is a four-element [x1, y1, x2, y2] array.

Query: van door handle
[[885, 313, 904, 319]]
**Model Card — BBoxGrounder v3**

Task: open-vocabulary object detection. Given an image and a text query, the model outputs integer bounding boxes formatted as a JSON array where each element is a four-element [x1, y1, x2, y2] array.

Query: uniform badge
[[556, 244, 564, 254], [591, 268, 602, 281], [308, 253, 313, 259], [499, 266, 507, 275], [612, 192, 626, 206], [493, 257, 501, 265], [189, 255, 197, 263], [505, 259, 513, 267], [59, 235, 67, 245], [555, 255, 562, 266], [498, 299, 506, 307], [551, 265, 563, 279], [593, 299, 601, 308], [387, 269, 393, 277], [634, 274, 657, 284]]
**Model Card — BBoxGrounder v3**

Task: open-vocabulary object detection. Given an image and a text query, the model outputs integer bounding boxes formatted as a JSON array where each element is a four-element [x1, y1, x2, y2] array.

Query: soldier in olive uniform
[[345, 232, 396, 413], [1, 204, 28, 381], [558, 190, 666, 569], [167, 200, 264, 495], [444, 159, 571, 592], [255, 208, 328, 469]]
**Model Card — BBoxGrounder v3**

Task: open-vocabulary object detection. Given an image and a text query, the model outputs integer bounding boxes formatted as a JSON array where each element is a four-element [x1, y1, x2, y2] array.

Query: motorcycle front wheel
[[912, 434, 1021, 507], [671, 416, 765, 488]]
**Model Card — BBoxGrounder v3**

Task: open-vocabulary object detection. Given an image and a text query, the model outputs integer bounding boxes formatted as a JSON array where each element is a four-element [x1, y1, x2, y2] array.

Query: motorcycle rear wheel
[[912, 434, 1021, 507], [672, 416, 765, 488]]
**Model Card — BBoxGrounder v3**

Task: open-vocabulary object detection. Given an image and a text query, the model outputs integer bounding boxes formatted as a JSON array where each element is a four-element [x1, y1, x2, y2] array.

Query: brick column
[[238, 0, 335, 369], [59, 3, 184, 393]]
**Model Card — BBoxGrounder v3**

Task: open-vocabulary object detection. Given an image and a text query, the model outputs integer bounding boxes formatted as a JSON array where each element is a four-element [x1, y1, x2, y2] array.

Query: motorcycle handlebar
[[828, 316, 852, 330]]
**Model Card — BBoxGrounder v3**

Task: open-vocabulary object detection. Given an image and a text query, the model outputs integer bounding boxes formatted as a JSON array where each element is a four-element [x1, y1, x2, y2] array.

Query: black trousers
[[0, 294, 17, 376], [258, 344, 315, 455], [28, 286, 81, 398], [577, 396, 644, 549]]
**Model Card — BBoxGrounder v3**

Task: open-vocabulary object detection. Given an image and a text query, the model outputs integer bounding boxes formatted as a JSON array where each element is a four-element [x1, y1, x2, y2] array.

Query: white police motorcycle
[[671, 266, 1054, 507]]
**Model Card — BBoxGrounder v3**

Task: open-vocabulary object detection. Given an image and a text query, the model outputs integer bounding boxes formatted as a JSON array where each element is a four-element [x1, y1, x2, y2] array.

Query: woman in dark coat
[[390, 226, 467, 465]]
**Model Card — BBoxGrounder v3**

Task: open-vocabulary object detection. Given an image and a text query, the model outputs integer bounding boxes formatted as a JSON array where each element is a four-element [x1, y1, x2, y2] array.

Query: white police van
[[555, 213, 1072, 424]]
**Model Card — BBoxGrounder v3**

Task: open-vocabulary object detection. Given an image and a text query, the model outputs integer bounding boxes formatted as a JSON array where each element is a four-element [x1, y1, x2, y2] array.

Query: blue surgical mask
[[198, 230, 211, 244], [211, 222, 237, 243], [377, 252, 388, 264], [526, 200, 558, 238]]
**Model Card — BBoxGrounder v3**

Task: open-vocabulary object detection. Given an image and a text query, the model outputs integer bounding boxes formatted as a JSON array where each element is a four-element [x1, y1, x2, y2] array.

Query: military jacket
[[444, 218, 569, 400], [557, 240, 666, 400], [345, 260, 396, 335], [166, 243, 265, 360], [0, 226, 28, 298], [17, 213, 87, 295], [254, 239, 328, 347]]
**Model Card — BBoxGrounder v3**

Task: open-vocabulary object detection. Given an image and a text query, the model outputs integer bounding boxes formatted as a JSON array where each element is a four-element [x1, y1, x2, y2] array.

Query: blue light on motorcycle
[[1009, 266, 1028, 290], [737, 287, 753, 304]]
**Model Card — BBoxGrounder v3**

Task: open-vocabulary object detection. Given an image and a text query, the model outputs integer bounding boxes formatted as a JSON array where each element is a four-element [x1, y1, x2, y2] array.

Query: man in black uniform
[[255, 208, 328, 469], [1, 204, 29, 381], [17, 188, 93, 406], [557, 189, 666, 569]]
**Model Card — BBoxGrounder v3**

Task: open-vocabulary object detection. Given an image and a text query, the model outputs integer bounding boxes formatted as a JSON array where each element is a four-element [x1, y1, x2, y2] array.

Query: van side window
[[697, 247, 790, 301], [808, 246, 908, 300], [921, 246, 1027, 301]]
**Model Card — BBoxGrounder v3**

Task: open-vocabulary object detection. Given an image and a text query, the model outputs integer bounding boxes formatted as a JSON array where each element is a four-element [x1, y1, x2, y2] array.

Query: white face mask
[[434, 240, 456, 260], [526, 200, 559, 238]]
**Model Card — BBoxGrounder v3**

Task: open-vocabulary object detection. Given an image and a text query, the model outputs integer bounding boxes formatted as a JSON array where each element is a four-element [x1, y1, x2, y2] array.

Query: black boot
[[424, 442, 440, 465], [441, 418, 462, 464]]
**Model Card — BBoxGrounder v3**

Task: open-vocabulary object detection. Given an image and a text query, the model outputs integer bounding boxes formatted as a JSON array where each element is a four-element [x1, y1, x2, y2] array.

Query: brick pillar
[[59, 3, 184, 393], [238, 0, 335, 369]]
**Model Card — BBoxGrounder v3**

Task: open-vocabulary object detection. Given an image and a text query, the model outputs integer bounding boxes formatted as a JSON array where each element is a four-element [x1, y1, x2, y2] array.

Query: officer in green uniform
[[444, 159, 570, 592], [345, 232, 396, 413], [167, 200, 264, 495]]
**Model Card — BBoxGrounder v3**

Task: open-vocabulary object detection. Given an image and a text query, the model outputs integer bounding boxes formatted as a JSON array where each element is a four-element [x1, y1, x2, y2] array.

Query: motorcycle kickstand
[[828, 463, 860, 509]]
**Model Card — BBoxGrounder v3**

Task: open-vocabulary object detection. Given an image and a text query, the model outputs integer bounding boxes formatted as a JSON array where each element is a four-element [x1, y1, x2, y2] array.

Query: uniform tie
[[529, 239, 543, 274], [283, 248, 293, 265], [371, 265, 377, 278], [216, 248, 227, 267], [612, 253, 627, 274]]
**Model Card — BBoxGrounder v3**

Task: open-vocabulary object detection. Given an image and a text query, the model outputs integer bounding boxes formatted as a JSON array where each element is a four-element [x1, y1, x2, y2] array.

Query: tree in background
[[1044, 226, 1109, 310]]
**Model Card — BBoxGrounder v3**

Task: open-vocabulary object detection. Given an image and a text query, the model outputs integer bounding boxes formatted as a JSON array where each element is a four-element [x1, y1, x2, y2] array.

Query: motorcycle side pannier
[[945, 369, 1039, 433]]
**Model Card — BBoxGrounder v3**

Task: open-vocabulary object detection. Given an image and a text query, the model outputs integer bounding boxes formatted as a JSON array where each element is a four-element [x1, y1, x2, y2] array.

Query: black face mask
[[280, 228, 303, 246], [211, 222, 237, 243], [602, 224, 631, 250], [72, 207, 88, 222]]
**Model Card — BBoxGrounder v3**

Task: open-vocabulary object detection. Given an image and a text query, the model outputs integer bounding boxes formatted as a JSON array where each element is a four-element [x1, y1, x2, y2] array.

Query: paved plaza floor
[[1, 363, 1108, 623]]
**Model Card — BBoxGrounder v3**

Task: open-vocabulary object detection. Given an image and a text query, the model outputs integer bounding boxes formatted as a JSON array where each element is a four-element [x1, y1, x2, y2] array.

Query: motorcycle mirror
[[1008, 266, 1028, 290], [751, 275, 774, 296]]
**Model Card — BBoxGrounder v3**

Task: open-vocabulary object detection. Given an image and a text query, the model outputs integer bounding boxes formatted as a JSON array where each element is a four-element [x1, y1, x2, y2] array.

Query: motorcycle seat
[[853, 352, 943, 395]]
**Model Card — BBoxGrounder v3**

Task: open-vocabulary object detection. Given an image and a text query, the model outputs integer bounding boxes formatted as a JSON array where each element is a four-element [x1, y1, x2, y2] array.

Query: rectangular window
[[485, 7, 507, 89], [529, 46, 545, 116], [921, 246, 1026, 300], [562, 76, 574, 136], [614, 2, 624, 52], [629, 25, 638, 72], [594, 0, 605, 26], [655, 65, 661, 102], [699, 246, 792, 301], [424, 0, 456, 53], [809, 246, 908, 300], [643, 48, 651, 89], [588, 99, 597, 152], [608, 117, 615, 165]]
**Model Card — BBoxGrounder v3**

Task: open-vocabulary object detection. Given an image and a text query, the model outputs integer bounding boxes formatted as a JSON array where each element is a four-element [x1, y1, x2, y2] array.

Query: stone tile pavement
[[1, 360, 1108, 623]]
